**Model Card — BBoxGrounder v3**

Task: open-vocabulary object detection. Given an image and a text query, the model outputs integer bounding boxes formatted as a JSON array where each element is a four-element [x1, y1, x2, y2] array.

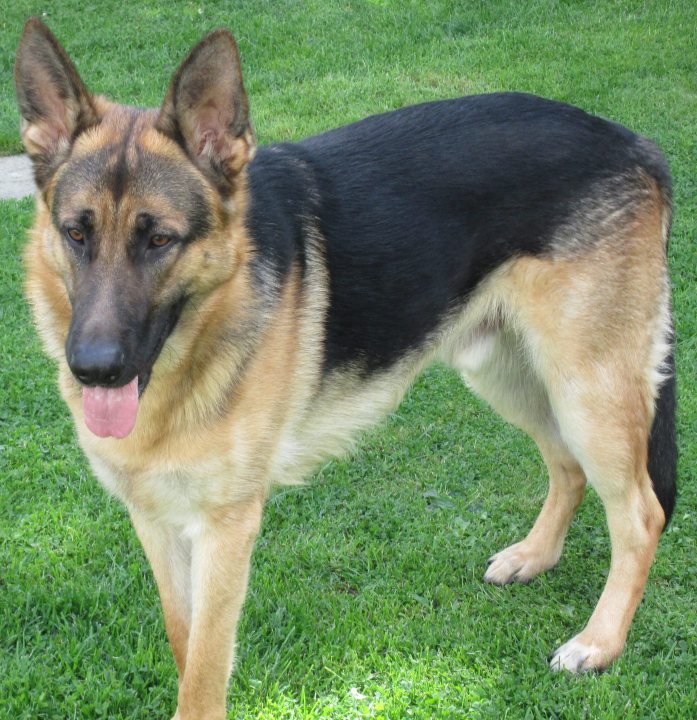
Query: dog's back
[[247, 93, 671, 375]]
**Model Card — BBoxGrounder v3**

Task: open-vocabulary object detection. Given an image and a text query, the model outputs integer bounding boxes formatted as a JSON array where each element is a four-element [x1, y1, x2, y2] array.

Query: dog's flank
[[16, 17, 676, 719]]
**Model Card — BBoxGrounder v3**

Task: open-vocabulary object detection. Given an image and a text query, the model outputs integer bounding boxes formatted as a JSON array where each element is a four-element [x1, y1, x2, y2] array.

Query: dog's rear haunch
[[16, 18, 676, 719]]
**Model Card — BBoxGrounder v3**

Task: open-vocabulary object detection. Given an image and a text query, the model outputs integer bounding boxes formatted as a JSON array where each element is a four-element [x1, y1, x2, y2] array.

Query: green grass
[[1, 1, 697, 718]]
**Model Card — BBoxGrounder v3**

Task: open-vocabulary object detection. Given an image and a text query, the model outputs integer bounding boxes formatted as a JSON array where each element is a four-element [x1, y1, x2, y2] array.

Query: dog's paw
[[549, 635, 614, 673], [484, 541, 558, 585]]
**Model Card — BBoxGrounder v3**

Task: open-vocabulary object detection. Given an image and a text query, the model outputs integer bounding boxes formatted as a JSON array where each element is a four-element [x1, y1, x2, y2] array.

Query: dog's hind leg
[[450, 325, 586, 585], [497, 214, 675, 671], [485, 436, 586, 585], [544, 359, 669, 672]]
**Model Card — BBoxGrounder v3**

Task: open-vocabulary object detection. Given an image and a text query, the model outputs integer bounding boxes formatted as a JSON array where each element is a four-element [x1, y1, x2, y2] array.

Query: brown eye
[[67, 228, 84, 243], [150, 234, 171, 248]]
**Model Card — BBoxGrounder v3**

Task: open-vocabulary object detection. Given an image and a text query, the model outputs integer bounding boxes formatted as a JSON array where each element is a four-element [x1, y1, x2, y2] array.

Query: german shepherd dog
[[16, 18, 676, 719]]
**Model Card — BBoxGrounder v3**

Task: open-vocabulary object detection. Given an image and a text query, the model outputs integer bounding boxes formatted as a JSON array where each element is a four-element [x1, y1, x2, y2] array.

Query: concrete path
[[0, 154, 35, 200]]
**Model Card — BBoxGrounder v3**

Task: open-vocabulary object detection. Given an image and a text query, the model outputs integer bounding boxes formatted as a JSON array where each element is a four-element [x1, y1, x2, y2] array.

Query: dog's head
[[15, 19, 256, 438]]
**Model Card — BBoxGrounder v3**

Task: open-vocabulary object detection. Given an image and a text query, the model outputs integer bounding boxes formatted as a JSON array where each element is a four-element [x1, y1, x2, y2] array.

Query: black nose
[[68, 340, 127, 387]]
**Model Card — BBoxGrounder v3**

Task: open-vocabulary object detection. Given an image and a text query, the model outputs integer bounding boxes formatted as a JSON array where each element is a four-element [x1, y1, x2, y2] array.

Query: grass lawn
[[1, 1, 696, 718]]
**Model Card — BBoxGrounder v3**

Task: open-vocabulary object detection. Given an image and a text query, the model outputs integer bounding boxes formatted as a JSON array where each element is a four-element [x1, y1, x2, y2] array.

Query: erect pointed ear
[[14, 18, 100, 189], [156, 29, 256, 195]]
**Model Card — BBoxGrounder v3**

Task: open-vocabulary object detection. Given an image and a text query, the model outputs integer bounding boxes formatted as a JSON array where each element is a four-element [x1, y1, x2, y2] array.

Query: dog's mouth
[[79, 296, 186, 440]]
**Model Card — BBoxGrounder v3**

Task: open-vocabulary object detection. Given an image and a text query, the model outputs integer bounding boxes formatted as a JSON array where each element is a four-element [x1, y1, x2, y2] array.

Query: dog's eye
[[150, 234, 171, 249], [67, 228, 85, 244]]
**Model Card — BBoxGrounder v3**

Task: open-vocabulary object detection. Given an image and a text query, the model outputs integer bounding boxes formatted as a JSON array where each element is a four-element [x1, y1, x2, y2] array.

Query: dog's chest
[[85, 448, 258, 527]]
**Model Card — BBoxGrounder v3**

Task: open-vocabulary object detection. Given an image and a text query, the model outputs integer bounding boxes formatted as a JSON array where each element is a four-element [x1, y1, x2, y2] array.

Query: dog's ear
[[14, 18, 99, 189], [156, 29, 256, 195]]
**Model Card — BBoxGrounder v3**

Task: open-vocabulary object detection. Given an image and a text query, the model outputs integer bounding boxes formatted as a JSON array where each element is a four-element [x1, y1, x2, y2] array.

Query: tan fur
[[19, 21, 675, 717], [452, 181, 670, 669]]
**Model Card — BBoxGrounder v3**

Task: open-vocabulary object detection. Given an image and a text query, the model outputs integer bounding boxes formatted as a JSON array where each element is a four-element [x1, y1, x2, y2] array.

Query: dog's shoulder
[[246, 143, 322, 280]]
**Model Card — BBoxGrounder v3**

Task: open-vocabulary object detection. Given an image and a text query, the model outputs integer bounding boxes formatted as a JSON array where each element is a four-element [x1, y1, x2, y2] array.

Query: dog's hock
[[14, 18, 99, 188], [156, 29, 257, 194]]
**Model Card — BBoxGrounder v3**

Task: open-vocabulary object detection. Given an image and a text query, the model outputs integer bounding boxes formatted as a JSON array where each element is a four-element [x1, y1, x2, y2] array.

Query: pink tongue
[[82, 377, 139, 438]]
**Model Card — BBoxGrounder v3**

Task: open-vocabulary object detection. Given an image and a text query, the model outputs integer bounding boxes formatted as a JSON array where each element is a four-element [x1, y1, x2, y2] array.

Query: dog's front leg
[[129, 510, 193, 683], [174, 494, 264, 720]]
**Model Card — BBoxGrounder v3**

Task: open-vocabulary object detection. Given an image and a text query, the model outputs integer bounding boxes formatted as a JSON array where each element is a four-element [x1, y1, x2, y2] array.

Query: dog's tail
[[647, 342, 677, 528]]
